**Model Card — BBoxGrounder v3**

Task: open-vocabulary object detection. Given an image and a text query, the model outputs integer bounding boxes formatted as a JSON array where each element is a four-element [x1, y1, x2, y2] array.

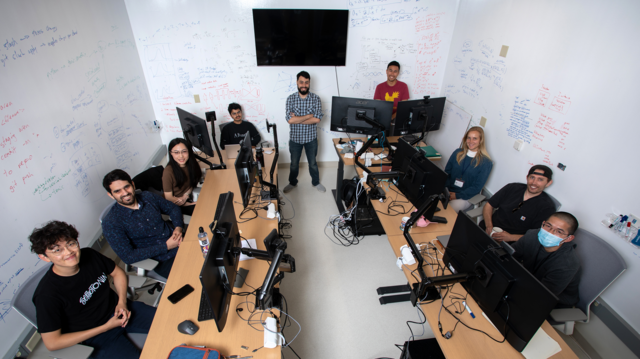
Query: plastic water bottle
[[198, 227, 209, 258]]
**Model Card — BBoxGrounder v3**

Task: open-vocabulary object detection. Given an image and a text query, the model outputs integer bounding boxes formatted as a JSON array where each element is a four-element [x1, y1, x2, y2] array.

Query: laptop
[[225, 144, 241, 159]]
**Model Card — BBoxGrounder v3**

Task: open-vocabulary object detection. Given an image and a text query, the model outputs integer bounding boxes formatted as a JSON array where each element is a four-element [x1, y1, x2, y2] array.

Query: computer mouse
[[177, 320, 199, 335]]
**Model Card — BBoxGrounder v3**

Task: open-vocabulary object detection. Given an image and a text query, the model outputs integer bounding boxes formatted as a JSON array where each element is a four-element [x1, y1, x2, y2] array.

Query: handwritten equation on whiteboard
[[528, 85, 572, 167], [445, 38, 508, 101], [414, 13, 446, 96]]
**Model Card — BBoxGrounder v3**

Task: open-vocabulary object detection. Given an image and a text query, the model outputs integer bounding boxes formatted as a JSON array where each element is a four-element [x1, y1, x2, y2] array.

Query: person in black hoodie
[[220, 103, 261, 149], [511, 212, 581, 307]]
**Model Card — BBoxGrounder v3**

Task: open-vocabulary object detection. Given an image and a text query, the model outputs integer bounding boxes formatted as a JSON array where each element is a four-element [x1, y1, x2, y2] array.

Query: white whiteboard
[[440, 0, 640, 331], [427, 100, 471, 169], [0, 0, 160, 352], [124, 0, 460, 164]]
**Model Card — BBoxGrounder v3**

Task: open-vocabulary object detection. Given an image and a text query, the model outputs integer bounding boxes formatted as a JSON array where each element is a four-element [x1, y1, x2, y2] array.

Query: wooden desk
[[330, 139, 576, 357], [141, 151, 280, 359], [386, 233, 578, 359]]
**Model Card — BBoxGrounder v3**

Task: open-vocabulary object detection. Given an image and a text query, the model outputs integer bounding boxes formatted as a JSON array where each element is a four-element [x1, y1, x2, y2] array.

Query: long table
[[331, 138, 577, 358], [140, 149, 281, 359]]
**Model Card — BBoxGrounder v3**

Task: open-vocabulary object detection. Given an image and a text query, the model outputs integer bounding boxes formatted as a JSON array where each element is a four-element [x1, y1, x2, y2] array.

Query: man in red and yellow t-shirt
[[374, 61, 410, 120]]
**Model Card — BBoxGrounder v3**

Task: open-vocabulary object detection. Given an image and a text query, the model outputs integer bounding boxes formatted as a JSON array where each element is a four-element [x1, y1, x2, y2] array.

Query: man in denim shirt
[[283, 71, 325, 193], [101, 169, 184, 279]]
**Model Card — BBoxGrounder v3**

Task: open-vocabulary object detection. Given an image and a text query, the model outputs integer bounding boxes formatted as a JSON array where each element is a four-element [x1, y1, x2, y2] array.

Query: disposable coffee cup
[[490, 227, 503, 237]]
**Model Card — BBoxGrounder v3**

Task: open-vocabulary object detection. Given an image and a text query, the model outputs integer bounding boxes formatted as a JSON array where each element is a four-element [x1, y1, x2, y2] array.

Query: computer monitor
[[200, 191, 241, 332], [234, 132, 258, 207], [392, 138, 448, 222], [443, 212, 558, 352], [177, 107, 215, 156], [392, 97, 446, 136], [330, 96, 393, 135]]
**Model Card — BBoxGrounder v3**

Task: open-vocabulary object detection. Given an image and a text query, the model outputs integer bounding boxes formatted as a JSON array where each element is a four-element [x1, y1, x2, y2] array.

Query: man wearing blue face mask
[[511, 212, 581, 307]]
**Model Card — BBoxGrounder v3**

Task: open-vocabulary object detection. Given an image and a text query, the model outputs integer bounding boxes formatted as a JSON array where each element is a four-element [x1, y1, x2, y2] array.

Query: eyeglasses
[[542, 222, 568, 237], [171, 150, 189, 155], [512, 202, 524, 213], [47, 241, 79, 256]]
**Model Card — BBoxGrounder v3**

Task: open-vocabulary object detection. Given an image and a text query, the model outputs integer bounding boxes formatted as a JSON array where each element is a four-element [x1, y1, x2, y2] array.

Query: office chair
[[11, 264, 147, 359], [548, 228, 626, 335], [99, 201, 166, 303]]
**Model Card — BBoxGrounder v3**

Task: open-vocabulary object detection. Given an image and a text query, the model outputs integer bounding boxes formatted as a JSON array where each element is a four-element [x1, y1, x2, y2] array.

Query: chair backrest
[[547, 192, 561, 211], [132, 165, 164, 195], [99, 200, 117, 223], [11, 264, 52, 328], [218, 121, 232, 132], [573, 228, 626, 322]]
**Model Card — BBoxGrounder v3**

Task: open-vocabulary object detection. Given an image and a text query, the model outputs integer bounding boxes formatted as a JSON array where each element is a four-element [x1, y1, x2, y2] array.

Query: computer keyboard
[[197, 288, 215, 322]]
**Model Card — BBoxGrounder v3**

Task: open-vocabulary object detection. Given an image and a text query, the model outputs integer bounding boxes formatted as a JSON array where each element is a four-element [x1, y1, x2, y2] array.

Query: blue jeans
[[289, 139, 319, 186], [83, 301, 157, 359]]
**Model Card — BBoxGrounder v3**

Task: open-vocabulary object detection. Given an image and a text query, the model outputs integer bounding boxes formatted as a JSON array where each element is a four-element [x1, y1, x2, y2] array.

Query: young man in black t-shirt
[[220, 102, 261, 149], [29, 221, 156, 359], [481, 165, 557, 242]]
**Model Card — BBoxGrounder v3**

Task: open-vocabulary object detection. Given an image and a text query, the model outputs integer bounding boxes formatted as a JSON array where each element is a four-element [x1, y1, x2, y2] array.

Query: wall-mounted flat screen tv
[[252, 9, 349, 66]]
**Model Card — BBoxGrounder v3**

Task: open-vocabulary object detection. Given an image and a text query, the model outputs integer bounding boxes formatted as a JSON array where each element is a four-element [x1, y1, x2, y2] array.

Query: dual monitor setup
[[330, 95, 449, 224], [331, 96, 556, 352], [175, 107, 291, 332], [199, 191, 295, 332], [176, 107, 279, 207]]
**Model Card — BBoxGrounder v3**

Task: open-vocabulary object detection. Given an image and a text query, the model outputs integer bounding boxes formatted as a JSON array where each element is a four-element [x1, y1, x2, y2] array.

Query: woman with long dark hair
[[163, 138, 202, 216]]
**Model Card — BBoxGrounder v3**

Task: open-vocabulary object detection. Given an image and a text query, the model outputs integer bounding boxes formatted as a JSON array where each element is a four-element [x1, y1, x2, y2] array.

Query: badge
[[454, 178, 464, 188], [520, 216, 526, 221]]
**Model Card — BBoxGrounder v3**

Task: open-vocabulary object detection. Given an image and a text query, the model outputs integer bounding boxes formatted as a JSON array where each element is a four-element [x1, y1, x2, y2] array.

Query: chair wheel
[[148, 283, 163, 295]]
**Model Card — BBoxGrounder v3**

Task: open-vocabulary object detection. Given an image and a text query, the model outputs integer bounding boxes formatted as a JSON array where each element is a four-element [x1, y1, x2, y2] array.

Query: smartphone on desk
[[167, 284, 194, 304]]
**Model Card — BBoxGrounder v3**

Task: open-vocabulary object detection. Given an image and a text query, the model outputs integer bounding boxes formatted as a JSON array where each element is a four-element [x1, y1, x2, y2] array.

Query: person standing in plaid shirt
[[283, 71, 326, 193]]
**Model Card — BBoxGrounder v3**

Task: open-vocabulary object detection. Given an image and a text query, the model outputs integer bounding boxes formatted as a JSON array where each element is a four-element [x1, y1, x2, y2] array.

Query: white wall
[[0, 0, 160, 355], [440, 0, 640, 332], [124, 0, 459, 164]]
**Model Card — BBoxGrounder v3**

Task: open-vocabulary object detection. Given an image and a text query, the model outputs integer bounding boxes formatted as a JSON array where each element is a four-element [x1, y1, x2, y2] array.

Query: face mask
[[537, 228, 566, 247]]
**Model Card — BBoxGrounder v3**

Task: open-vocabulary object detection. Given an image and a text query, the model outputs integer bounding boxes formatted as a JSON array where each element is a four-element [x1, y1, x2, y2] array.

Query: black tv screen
[[252, 9, 349, 66]]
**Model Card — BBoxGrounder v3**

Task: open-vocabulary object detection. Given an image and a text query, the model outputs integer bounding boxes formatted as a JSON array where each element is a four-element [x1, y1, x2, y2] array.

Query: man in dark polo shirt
[[512, 212, 581, 307], [481, 165, 556, 242]]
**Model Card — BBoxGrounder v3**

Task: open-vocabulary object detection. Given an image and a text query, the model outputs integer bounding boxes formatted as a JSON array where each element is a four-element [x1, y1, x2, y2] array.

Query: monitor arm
[[354, 111, 394, 174], [403, 193, 458, 305], [266, 120, 279, 185], [409, 96, 431, 147], [232, 246, 296, 274], [257, 161, 279, 201], [182, 128, 223, 170], [364, 170, 403, 200]]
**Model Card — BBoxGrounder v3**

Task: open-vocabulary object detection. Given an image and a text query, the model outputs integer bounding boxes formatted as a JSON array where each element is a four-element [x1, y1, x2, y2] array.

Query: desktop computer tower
[[400, 339, 445, 359], [351, 204, 385, 236]]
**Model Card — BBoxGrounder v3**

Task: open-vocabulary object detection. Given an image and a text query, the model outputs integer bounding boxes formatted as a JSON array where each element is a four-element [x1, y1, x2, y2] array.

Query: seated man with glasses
[[511, 212, 581, 307], [480, 164, 556, 242], [102, 169, 184, 279], [29, 220, 156, 358]]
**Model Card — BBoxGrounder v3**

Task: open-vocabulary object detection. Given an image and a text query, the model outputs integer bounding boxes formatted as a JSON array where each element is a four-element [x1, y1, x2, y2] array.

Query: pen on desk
[[463, 301, 475, 319]]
